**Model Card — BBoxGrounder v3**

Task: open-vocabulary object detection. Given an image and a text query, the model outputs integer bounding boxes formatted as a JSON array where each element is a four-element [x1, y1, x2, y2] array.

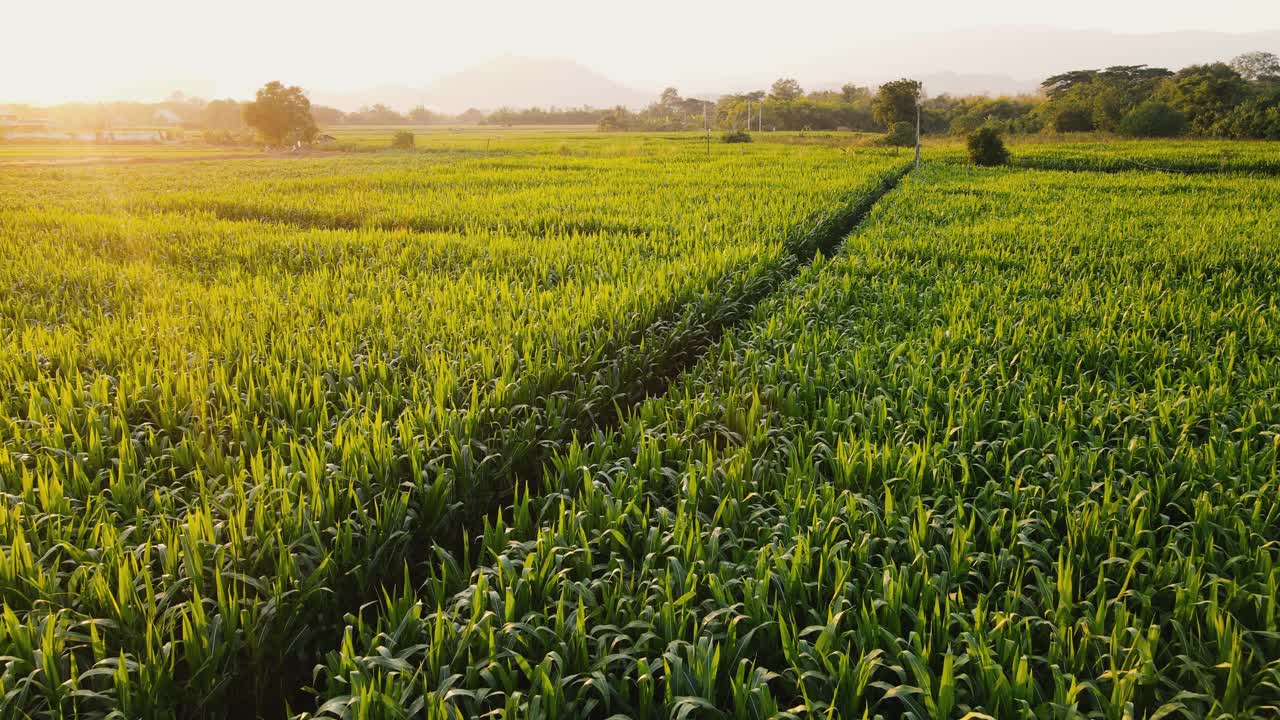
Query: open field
[[1, 133, 1279, 719]]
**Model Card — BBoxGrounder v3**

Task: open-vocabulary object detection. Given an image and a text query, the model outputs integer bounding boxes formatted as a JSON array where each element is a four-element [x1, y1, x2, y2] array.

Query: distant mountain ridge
[[312, 57, 651, 113], [312, 28, 1280, 112]]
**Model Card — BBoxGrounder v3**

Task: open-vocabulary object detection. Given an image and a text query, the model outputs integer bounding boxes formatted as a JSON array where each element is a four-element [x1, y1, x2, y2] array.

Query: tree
[[1156, 63, 1252, 135], [243, 81, 317, 145], [840, 83, 870, 103], [408, 106, 438, 124], [873, 79, 922, 128], [1230, 51, 1280, 82], [1117, 101, 1188, 137], [203, 99, 244, 130], [769, 78, 803, 102]]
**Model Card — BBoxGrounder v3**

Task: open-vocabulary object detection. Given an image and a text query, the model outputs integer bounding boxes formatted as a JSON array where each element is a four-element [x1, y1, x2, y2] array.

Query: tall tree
[[873, 79, 922, 128], [1156, 63, 1252, 135], [769, 78, 803, 102], [1231, 51, 1280, 81], [243, 81, 317, 145], [840, 83, 870, 103]]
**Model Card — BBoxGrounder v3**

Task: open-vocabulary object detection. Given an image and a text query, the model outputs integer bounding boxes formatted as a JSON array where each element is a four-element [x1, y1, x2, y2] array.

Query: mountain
[[310, 29, 1280, 112], [313, 57, 652, 113]]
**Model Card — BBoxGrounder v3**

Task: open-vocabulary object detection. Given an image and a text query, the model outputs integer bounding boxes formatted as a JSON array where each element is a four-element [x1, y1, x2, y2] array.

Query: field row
[[308, 165, 1280, 719], [0, 144, 908, 717]]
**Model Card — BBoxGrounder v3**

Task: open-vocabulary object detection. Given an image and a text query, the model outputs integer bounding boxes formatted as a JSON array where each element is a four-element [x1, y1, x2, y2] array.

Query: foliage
[[1039, 65, 1174, 132], [966, 125, 1009, 165], [1116, 100, 1188, 137], [390, 130, 415, 149], [1049, 106, 1095, 133], [202, 99, 245, 130], [769, 78, 803, 102], [721, 130, 752, 143], [1156, 63, 1253, 135], [873, 78, 921, 127], [1231, 50, 1280, 82], [242, 81, 318, 146], [881, 120, 915, 147], [1212, 98, 1280, 140]]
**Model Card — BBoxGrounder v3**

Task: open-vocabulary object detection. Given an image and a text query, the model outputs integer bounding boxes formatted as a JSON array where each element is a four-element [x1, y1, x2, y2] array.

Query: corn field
[[1, 136, 1278, 719], [308, 164, 1280, 719], [0, 139, 906, 718]]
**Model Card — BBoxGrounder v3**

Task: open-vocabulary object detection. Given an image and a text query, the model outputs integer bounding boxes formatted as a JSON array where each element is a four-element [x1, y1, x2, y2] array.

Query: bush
[[391, 131, 415, 149], [721, 131, 752, 143], [1051, 107, 1094, 133], [1117, 101, 1189, 138], [881, 121, 915, 147], [966, 126, 1010, 166]]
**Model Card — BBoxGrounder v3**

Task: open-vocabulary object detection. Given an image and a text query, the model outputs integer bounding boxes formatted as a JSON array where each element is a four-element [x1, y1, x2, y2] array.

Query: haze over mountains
[[311, 27, 1280, 113]]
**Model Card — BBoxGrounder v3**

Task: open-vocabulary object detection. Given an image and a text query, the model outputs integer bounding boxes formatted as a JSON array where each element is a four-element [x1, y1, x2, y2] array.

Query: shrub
[[721, 131, 752, 143], [1117, 101, 1189, 138], [881, 121, 915, 147], [966, 126, 1010, 166], [391, 131, 415, 149], [1051, 107, 1094, 133]]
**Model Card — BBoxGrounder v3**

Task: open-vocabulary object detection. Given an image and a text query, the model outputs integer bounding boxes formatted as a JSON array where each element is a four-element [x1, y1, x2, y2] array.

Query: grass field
[[1, 133, 1278, 719]]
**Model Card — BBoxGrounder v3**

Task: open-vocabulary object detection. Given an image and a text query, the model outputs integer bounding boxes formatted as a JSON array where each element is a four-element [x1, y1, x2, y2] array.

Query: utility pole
[[914, 94, 922, 167], [704, 102, 710, 158], [746, 100, 751, 132]]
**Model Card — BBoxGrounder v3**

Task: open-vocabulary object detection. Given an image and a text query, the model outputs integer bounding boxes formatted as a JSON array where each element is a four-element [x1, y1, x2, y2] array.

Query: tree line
[[217, 52, 1280, 145], [7, 51, 1276, 145], [597, 52, 1279, 139]]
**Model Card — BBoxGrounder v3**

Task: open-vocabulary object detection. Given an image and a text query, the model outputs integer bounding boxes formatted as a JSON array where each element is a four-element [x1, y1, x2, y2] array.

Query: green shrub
[[721, 130, 753, 143], [966, 126, 1010, 166], [881, 121, 915, 147], [391, 131, 415, 149], [1118, 101, 1189, 138], [1051, 107, 1094, 133]]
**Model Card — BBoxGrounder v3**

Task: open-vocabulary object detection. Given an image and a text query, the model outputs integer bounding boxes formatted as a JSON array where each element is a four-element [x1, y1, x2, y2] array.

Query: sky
[[4, 0, 1280, 105]]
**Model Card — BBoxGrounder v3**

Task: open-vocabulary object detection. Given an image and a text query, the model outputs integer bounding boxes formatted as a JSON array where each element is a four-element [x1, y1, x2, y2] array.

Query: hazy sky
[[5, 0, 1280, 104]]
